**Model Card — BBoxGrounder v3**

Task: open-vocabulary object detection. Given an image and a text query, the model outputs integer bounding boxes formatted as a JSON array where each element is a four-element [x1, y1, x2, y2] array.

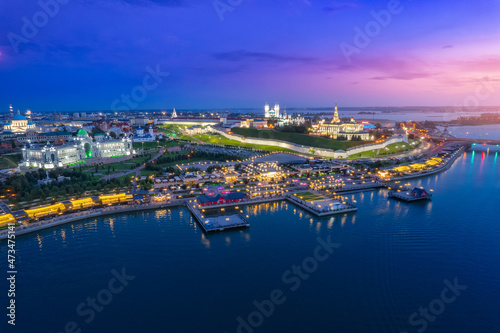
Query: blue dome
[[13, 114, 27, 120], [27, 121, 35, 125]]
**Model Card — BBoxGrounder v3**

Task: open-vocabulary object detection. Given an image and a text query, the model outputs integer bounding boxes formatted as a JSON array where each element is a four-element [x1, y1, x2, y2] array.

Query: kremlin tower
[[332, 102, 340, 123]]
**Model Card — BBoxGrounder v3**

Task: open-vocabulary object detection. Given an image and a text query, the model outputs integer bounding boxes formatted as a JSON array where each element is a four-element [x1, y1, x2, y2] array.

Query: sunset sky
[[1, 0, 499, 111]]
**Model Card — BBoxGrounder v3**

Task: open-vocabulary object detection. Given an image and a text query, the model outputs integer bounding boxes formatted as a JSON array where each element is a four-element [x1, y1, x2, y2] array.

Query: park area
[[294, 192, 323, 201], [347, 140, 421, 158], [193, 133, 295, 152], [231, 128, 367, 150]]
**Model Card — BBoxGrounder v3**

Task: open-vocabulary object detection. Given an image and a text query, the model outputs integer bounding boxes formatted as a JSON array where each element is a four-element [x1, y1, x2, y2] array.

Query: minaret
[[332, 102, 340, 123], [264, 103, 270, 118], [9, 104, 13, 118], [274, 103, 280, 118]]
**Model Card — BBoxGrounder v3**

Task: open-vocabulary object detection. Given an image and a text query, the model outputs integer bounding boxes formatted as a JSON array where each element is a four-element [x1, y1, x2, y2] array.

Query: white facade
[[3, 113, 36, 134], [132, 127, 155, 142], [264, 103, 281, 118], [21, 129, 133, 169]]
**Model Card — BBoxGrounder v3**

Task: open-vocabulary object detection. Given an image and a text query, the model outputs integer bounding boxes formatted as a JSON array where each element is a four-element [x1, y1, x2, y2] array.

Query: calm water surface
[[1, 150, 499, 333], [441, 124, 500, 140]]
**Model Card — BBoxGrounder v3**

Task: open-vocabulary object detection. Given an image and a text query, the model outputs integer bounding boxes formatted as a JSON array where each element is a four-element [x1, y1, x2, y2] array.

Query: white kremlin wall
[[209, 128, 407, 158]]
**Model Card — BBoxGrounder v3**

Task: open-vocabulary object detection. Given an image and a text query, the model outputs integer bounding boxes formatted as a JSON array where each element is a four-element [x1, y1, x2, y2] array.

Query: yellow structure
[[392, 166, 412, 172], [0, 214, 16, 227], [25, 203, 66, 218], [409, 164, 427, 170], [99, 193, 133, 205], [70, 198, 94, 209]]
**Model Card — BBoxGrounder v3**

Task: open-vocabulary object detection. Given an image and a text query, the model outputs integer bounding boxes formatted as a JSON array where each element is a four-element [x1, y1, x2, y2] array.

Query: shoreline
[[0, 148, 466, 241], [0, 201, 183, 241], [388, 145, 466, 181]]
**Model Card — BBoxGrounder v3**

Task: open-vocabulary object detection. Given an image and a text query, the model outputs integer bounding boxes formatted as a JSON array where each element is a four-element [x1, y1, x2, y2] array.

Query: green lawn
[[0, 154, 22, 169], [193, 133, 295, 152], [140, 169, 158, 177], [157, 125, 197, 141], [348, 140, 421, 158], [231, 128, 367, 150], [294, 191, 323, 201], [133, 142, 160, 150]]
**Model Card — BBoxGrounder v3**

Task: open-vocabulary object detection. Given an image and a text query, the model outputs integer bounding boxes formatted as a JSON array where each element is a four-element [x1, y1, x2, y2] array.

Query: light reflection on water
[[7, 151, 500, 333]]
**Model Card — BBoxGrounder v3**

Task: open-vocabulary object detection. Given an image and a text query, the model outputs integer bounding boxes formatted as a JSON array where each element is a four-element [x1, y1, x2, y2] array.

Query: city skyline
[[1, 0, 499, 111]]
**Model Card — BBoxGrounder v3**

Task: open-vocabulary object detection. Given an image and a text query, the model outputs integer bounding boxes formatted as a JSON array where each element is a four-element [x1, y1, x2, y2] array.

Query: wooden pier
[[186, 202, 250, 233], [285, 194, 357, 217]]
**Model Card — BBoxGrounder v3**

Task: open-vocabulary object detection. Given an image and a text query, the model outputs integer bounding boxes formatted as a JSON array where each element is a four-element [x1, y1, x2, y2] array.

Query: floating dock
[[285, 194, 357, 217], [388, 189, 432, 202], [186, 202, 250, 233]]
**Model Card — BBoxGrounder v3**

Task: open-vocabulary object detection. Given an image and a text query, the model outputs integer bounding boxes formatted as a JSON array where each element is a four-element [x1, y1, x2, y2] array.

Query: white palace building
[[21, 129, 133, 169], [313, 103, 370, 140]]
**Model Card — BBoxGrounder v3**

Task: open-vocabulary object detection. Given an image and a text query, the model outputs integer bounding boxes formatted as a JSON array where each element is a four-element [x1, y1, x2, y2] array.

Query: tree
[[309, 147, 316, 156]]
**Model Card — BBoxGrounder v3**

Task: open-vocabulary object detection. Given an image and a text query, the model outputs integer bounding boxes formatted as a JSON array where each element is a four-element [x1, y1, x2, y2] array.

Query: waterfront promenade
[[0, 201, 183, 240], [388, 145, 466, 181], [0, 144, 467, 239]]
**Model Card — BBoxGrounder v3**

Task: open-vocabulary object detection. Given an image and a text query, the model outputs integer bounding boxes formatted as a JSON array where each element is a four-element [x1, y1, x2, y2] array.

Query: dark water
[[1, 150, 499, 333]]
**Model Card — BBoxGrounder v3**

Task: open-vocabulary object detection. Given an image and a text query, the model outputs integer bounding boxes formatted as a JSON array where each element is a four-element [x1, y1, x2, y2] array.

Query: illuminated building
[[99, 193, 133, 205], [263, 102, 305, 126], [21, 129, 133, 169], [25, 203, 66, 219], [312, 103, 370, 140], [0, 213, 16, 228], [244, 162, 284, 181], [264, 103, 280, 118], [3, 110, 36, 134], [132, 126, 156, 142]]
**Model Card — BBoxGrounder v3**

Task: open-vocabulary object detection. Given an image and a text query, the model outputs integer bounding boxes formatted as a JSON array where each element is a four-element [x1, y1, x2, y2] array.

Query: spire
[[332, 101, 340, 123]]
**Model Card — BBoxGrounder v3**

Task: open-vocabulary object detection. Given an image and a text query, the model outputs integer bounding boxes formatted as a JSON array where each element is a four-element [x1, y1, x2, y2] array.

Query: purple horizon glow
[[0, 0, 499, 111]]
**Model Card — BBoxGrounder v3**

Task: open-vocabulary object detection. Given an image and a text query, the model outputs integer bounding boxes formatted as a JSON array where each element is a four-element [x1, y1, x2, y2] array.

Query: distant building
[[240, 119, 268, 129], [3, 112, 36, 134], [313, 103, 370, 140], [264, 103, 281, 118], [263, 103, 305, 126], [131, 117, 150, 126], [16, 131, 72, 144], [132, 127, 155, 142], [185, 126, 206, 135]]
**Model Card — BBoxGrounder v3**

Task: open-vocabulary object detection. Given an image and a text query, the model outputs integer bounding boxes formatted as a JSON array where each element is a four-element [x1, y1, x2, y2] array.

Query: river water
[[1, 150, 499, 333]]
